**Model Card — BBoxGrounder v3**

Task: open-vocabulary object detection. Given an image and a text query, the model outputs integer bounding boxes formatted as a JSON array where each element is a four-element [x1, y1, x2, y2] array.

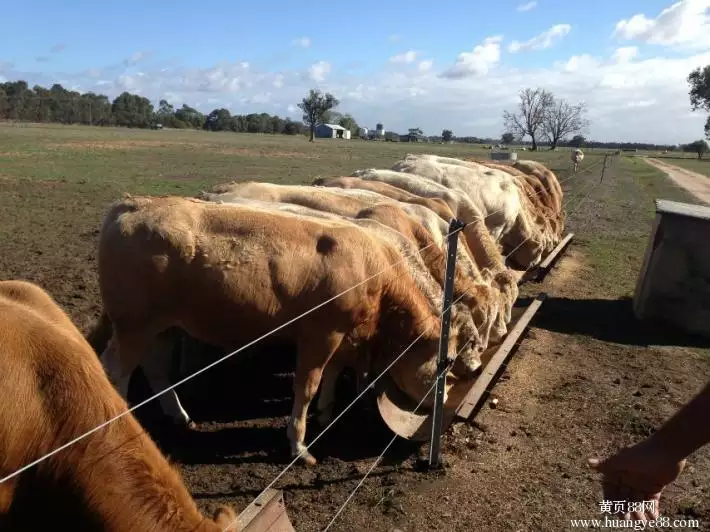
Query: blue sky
[[2, 0, 710, 143]]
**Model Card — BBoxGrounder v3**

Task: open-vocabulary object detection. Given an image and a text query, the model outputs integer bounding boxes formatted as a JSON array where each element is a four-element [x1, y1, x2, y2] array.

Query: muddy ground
[[1, 129, 709, 531]]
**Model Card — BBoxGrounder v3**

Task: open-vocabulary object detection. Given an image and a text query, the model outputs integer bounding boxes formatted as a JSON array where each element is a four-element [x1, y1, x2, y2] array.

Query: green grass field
[[1, 122, 708, 530]]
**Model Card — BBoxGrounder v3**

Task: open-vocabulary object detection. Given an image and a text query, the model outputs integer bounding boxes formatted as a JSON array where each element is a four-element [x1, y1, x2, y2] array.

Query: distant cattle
[[0, 280, 237, 531], [571, 149, 584, 173]]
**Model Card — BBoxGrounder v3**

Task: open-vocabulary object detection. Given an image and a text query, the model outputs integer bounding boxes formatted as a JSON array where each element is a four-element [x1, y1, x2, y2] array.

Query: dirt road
[[645, 158, 710, 205]]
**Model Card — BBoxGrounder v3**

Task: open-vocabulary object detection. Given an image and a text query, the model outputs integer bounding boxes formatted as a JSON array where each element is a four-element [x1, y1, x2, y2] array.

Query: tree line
[[0, 80, 311, 135]]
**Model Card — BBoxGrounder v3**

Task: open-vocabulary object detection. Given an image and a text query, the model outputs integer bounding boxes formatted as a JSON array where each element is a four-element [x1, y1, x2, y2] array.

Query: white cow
[[571, 148, 584, 173]]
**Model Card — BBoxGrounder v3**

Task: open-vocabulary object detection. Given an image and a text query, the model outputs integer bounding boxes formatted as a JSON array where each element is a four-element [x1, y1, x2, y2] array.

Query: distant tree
[[442, 129, 454, 142], [542, 98, 589, 150], [323, 110, 343, 124], [502, 87, 554, 151], [501, 132, 515, 144], [203, 108, 232, 131], [155, 99, 176, 127], [111, 92, 154, 128], [174, 104, 204, 129], [408, 127, 423, 137], [338, 114, 359, 135], [569, 134, 586, 148], [297, 89, 340, 141], [688, 65, 710, 142], [686, 139, 709, 160], [688, 65, 710, 112]]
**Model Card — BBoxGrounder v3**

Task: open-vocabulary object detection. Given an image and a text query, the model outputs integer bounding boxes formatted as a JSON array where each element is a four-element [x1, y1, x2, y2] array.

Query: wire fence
[[299, 155, 616, 532], [0, 152, 617, 531]]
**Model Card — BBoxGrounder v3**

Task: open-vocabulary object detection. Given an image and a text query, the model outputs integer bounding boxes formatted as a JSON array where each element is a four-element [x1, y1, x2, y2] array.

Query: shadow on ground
[[520, 295, 710, 348], [127, 338, 423, 467]]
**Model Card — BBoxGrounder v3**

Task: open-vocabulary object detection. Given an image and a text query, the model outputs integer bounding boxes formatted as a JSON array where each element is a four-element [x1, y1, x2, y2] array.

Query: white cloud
[[124, 51, 150, 66], [8, 41, 710, 144], [389, 50, 417, 64], [612, 0, 710, 49], [612, 46, 639, 63], [516, 1, 537, 12], [509, 23, 571, 52], [440, 36, 502, 79], [308, 61, 331, 82], [557, 54, 599, 73], [418, 60, 434, 72], [291, 37, 312, 48]]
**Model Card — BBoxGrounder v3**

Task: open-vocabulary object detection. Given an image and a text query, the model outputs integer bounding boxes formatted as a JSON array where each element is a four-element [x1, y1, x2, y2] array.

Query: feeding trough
[[376, 294, 546, 441]]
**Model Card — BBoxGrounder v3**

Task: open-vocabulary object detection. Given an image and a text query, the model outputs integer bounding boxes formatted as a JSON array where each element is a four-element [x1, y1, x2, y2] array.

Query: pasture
[[1, 122, 709, 530]]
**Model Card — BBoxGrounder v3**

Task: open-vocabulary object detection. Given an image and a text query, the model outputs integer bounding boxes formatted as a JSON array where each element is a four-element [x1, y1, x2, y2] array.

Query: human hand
[[588, 440, 686, 521]]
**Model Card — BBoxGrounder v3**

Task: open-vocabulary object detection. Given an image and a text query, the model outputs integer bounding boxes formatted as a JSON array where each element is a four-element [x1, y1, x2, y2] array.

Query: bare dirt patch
[[646, 158, 710, 205]]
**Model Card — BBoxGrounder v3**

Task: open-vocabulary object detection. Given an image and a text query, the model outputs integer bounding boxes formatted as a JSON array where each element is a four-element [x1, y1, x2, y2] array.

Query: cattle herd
[[1, 152, 565, 530]]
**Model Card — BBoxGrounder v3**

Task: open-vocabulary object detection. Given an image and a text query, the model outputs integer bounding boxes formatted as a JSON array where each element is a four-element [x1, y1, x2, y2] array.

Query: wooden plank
[[513, 233, 574, 286], [238, 488, 295, 532], [537, 232, 574, 273], [455, 293, 546, 420]]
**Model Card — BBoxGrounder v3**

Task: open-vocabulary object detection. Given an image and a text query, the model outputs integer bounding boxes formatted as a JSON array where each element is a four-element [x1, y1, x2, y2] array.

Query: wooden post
[[428, 218, 465, 468]]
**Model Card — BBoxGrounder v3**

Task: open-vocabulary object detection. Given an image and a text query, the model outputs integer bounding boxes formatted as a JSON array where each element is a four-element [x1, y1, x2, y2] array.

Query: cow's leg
[[0, 478, 15, 515], [288, 331, 345, 466], [316, 357, 344, 427], [140, 329, 194, 428], [100, 335, 132, 400]]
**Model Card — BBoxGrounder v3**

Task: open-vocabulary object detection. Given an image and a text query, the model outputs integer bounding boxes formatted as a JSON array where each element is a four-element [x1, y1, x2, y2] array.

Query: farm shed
[[314, 123, 351, 139], [633, 199, 710, 337]]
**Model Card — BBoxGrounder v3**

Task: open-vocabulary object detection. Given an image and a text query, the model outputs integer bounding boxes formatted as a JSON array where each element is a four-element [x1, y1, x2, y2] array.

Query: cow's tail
[[86, 310, 113, 356]]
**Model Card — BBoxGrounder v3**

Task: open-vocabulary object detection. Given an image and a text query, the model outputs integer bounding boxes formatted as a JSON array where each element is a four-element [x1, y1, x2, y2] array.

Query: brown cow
[[94, 195, 472, 466], [0, 280, 238, 531]]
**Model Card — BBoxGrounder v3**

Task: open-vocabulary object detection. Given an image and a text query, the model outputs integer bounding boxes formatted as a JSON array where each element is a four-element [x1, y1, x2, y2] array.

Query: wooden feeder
[[633, 199, 710, 338]]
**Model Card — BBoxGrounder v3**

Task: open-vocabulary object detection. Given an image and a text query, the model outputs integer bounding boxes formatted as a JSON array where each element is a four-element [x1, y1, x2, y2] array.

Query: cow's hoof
[[301, 452, 318, 466], [292, 449, 318, 466]]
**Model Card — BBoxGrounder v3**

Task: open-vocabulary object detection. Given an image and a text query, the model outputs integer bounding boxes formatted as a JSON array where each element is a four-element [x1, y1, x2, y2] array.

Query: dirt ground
[[1, 127, 709, 531], [645, 158, 710, 205]]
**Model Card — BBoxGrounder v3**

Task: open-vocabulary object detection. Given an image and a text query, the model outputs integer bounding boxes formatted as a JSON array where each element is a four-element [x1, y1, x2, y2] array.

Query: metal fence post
[[428, 218, 466, 468], [600, 154, 609, 183]]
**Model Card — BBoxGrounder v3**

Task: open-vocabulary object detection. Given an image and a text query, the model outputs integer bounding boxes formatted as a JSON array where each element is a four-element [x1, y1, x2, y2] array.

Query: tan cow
[[464, 157, 565, 242], [184, 195, 504, 425], [0, 280, 238, 531], [348, 168, 509, 276], [94, 195, 473, 466], [202, 181, 515, 337], [513, 159, 564, 212], [201, 182, 485, 302], [390, 154, 550, 268]]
